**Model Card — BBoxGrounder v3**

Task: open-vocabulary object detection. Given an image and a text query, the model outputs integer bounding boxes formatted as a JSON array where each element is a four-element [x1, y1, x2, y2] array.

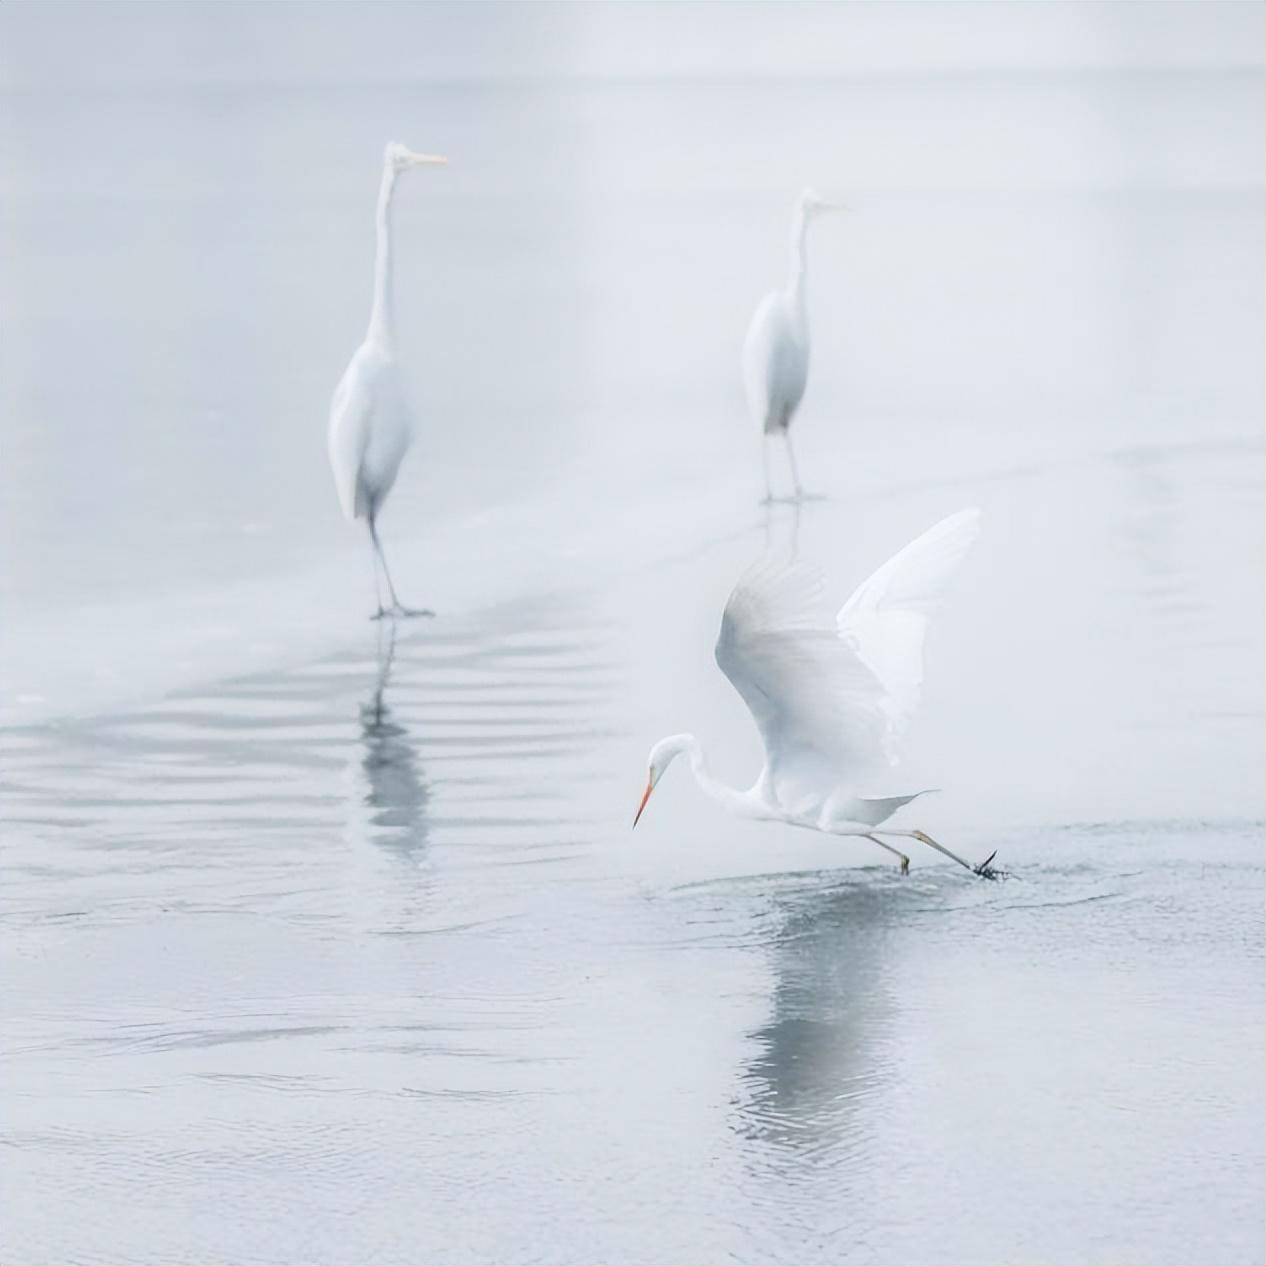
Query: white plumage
[[328, 141, 446, 619], [329, 343, 410, 523], [634, 509, 999, 877], [743, 291, 808, 438], [742, 187, 844, 502], [836, 506, 984, 762]]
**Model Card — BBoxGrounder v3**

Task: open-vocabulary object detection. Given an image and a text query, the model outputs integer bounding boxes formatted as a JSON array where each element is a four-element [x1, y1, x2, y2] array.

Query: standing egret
[[633, 508, 1000, 878], [743, 187, 846, 503], [328, 141, 446, 620]]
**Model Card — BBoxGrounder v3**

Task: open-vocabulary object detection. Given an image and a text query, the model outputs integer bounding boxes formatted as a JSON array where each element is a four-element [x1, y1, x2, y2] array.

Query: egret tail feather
[[850, 790, 933, 826]]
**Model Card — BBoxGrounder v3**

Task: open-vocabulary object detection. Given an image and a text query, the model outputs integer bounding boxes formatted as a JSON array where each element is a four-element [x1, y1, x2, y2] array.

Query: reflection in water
[[737, 878, 900, 1166], [762, 498, 803, 557], [357, 622, 429, 853]]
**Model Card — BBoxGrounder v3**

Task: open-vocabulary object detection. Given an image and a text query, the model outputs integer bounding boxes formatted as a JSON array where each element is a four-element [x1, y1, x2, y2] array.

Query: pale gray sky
[[1, 1, 1261, 89]]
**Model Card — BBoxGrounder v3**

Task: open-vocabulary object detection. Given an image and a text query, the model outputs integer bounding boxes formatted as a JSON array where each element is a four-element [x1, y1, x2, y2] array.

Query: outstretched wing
[[714, 557, 888, 806], [714, 510, 982, 806], [836, 507, 982, 760]]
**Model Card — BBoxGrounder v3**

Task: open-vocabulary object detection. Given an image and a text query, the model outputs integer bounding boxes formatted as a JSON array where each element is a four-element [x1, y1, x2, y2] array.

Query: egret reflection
[[737, 879, 900, 1160], [762, 496, 803, 557], [357, 622, 430, 852]]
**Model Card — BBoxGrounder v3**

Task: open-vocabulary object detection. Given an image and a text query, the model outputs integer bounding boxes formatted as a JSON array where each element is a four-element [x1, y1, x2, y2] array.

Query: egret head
[[801, 186, 848, 216], [632, 734, 693, 828], [384, 141, 448, 174]]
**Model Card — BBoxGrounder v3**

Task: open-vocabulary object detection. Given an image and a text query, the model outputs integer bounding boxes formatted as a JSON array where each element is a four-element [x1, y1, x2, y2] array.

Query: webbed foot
[[974, 850, 1004, 880]]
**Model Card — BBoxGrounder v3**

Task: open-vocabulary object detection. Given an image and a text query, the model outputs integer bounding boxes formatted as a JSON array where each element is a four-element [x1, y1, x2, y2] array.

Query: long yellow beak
[[632, 779, 653, 828]]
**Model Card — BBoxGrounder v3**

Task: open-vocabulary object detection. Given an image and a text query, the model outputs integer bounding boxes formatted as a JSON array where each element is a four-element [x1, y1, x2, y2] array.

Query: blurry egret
[[328, 141, 446, 619], [633, 508, 1000, 878], [743, 187, 846, 503]]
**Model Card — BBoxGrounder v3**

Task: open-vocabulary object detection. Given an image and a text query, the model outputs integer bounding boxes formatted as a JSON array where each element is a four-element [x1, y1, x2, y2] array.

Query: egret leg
[[761, 437, 774, 504], [784, 430, 805, 501], [366, 527, 388, 619], [879, 829, 1002, 880], [367, 515, 434, 621], [862, 833, 909, 875]]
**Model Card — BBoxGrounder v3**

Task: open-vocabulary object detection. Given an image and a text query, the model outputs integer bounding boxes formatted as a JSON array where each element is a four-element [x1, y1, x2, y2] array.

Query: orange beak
[[632, 779, 653, 828]]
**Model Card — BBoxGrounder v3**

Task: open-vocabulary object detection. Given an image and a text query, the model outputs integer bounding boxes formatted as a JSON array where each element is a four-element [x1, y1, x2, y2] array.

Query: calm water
[[2, 6, 1263, 1263]]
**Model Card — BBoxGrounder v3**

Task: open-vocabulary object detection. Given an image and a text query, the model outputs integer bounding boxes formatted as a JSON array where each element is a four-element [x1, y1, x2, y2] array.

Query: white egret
[[633, 508, 1000, 878], [743, 187, 846, 503], [328, 141, 447, 620]]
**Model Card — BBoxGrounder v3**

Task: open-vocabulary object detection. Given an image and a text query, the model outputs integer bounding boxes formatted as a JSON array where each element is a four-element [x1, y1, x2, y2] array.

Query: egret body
[[743, 187, 844, 503], [633, 508, 1000, 878], [328, 141, 446, 619]]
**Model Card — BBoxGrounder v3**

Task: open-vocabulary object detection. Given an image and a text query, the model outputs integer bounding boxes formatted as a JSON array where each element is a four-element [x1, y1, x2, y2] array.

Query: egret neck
[[660, 733, 766, 820], [367, 159, 399, 347], [788, 197, 811, 320]]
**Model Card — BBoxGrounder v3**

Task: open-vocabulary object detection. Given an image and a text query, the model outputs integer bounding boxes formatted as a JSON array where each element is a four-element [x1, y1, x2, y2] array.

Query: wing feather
[[715, 557, 887, 807], [714, 510, 982, 806], [327, 356, 374, 521], [836, 508, 982, 759], [743, 292, 807, 433]]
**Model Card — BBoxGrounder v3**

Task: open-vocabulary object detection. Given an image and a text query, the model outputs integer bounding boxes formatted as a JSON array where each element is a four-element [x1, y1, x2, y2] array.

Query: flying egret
[[743, 187, 846, 503], [633, 508, 1000, 878], [328, 141, 446, 620]]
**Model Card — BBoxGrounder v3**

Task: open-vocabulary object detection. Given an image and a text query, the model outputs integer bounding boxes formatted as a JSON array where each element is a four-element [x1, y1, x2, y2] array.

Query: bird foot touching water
[[908, 829, 1005, 881], [973, 849, 1005, 881], [371, 605, 435, 621]]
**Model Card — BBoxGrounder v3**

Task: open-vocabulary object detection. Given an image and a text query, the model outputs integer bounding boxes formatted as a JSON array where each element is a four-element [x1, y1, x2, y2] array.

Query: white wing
[[328, 349, 375, 521], [714, 509, 982, 807], [743, 291, 808, 433], [715, 557, 888, 808], [836, 508, 982, 760]]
